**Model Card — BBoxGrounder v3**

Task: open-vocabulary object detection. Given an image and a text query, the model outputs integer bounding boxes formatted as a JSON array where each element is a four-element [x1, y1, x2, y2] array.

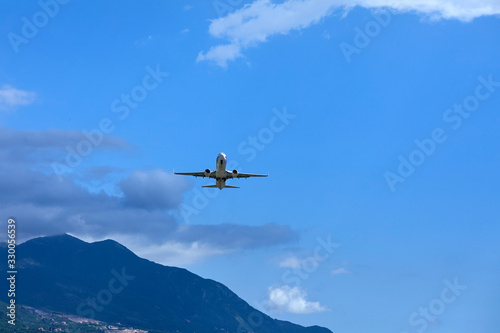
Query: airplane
[[174, 152, 267, 189]]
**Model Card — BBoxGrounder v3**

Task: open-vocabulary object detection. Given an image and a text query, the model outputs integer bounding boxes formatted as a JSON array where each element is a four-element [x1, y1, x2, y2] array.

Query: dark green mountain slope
[[0, 234, 332, 333]]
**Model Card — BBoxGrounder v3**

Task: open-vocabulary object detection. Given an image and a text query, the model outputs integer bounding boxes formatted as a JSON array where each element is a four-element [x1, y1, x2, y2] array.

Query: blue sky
[[1, 0, 500, 332]]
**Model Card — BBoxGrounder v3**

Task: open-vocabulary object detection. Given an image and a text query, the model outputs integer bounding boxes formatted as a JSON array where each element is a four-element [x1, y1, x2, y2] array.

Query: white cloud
[[75, 233, 232, 267], [0, 85, 36, 110], [197, 0, 339, 67], [136, 241, 231, 266], [198, 0, 500, 67], [266, 285, 328, 314], [279, 256, 302, 268], [196, 44, 243, 68], [331, 267, 351, 275], [355, 0, 500, 21], [130, 240, 231, 267]]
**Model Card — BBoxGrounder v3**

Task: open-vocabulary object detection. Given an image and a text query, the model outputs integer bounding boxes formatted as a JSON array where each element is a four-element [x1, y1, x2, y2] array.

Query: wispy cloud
[[279, 256, 302, 268], [266, 285, 328, 314], [196, 44, 243, 68], [137, 241, 230, 266], [197, 0, 338, 68], [0, 127, 131, 150], [331, 267, 351, 275], [134, 35, 154, 46], [356, 0, 500, 21], [83, 234, 232, 266], [198, 0, 500, 67], [0, 85, 36, 111]]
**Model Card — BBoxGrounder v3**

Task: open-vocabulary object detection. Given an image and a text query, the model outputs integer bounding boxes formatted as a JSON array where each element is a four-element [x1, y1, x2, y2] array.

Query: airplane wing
[[229, 171, 268, 178], [174, 172, 213, 178]]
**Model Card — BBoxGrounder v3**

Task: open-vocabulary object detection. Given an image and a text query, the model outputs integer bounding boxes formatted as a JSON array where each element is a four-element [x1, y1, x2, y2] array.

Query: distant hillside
[[0, 302, 105, 333], [0, 234, 332, 333], [0, 299, 147, 332]]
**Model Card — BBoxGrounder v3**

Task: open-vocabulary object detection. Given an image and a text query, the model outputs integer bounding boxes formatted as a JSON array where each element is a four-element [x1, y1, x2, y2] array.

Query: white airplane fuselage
[[215, 152, 227, 189]]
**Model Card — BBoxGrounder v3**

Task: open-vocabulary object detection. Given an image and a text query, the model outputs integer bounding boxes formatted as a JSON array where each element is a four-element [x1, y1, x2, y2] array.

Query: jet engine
[[232, 169, 238, 178], [204, 169, 211, 177]]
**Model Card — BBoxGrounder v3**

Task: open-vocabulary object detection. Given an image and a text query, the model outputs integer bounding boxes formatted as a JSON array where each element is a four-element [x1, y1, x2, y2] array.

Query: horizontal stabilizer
[[201, 185, 240, 189]]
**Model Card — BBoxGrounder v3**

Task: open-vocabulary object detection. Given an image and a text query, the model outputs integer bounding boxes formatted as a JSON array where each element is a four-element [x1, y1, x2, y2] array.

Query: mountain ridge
[[0, 233, 333, 333]]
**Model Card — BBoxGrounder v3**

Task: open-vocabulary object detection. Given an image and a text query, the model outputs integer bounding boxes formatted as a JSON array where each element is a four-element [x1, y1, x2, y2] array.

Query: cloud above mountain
[[266, 285, 328, 314], [0, 128, 299, 265]]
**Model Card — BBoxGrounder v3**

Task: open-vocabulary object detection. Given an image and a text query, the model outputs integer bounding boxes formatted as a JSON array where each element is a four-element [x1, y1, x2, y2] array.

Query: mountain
[[0, 234, 332, 333]]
